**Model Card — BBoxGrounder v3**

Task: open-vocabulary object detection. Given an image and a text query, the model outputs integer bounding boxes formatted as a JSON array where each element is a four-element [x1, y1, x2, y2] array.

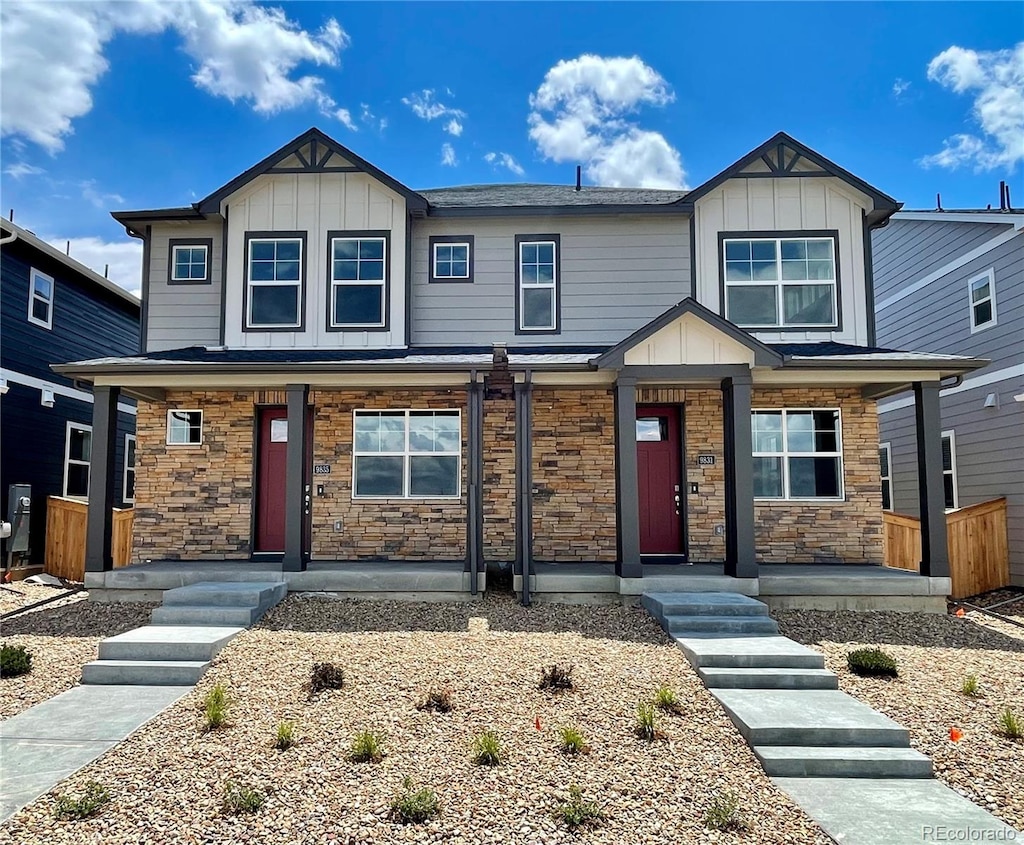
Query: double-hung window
[[245, 234, 304, 329], [879, 443, 893, 511], [329, 232, 387, 329], [64, 422, 91, 499], [353, 410, 460, 498], [124, 434, 137, 504], [752, 409, 843, 499], [169, 239, 212, 284], [941, 431, 958, 510], [430, 236, 473, 282], [968, 269, 996, 331], [516, 235, 559, 332], [28, 268, 54, 329], [723, 233, 838, 328]]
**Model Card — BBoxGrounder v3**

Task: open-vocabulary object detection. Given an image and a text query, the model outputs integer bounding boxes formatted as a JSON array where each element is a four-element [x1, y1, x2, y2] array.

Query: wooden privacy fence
[[45, 496, 134, 582], [883, 498, 1009, 599]]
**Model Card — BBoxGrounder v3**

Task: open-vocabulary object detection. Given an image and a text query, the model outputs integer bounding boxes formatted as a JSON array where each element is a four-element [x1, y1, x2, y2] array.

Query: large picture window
[[329, 232, 387, 329], [352, 410, 460, 498], [64, 422, 91, 499], [723, 233, 838, 328], [245, 234, 304, 329], [516, 235, 559, 333], [752, 409, 843, 500]]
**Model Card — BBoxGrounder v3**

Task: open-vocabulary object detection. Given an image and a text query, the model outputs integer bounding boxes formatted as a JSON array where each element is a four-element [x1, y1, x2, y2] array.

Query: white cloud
[[3, 162, 45, 179], [528, 54, 686, 189], [441, 143, 457, 167], [921, 42, 1024, 171], [44, 234, 144, 296], [359, 103, 387, 133], [444, 118, 463, 137], [402, 89, 465, 122], [80, 179, 125, 209], [892, 78, 911, 97], [0, 1, 350, 152], [333, 107, 357, 131], [484, 151, 525, 177]]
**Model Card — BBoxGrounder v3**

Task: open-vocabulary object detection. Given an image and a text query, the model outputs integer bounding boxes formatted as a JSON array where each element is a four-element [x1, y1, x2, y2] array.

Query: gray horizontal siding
[[410, 216, 690, 346], [146, 222, 223, 352]]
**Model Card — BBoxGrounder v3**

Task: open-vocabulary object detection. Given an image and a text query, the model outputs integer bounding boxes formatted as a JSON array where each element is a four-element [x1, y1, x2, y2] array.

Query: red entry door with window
[[256, 408, 289, 553], [636, 405, 684, 556]]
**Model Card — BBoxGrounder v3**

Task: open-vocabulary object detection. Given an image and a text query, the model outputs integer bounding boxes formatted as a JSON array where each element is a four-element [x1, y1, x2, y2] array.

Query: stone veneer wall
[[311, 389, 468, 560], [132, 391, 255, 561], [482, 398, 516, 561], [531, 388, 618, 562]]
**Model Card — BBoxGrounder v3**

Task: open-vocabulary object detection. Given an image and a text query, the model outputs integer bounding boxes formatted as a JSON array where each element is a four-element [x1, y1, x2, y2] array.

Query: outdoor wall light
[[0, 377, 8, 395], [40, 387, 55, 408]]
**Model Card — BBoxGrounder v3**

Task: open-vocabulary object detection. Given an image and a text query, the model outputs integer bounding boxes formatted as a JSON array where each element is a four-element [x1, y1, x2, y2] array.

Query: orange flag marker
[[535, 715, 542, 731], [950, 727, 964, 742]]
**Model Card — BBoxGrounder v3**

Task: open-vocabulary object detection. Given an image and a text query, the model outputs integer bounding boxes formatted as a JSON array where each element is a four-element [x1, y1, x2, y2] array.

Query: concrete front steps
[[82, 581, 285, 686]]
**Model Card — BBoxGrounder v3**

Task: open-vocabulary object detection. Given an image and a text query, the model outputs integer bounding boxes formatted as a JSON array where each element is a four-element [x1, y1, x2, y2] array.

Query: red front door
[[636, 405, 684, 556], [256, 408, 288, 552]]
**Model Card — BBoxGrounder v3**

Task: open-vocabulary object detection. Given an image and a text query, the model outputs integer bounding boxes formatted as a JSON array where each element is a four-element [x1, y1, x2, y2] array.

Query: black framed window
[[515, 234, 560, 334], [752, 408, 843, 500], [244, 232, 305, 330], [168, 238, 213, 284], [328, 230, 388, 330], [429, 235, 474, 283]]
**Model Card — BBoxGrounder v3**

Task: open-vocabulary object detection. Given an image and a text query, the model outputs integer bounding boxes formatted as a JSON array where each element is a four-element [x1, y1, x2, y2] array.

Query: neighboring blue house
[[1, 218, 140, 570]]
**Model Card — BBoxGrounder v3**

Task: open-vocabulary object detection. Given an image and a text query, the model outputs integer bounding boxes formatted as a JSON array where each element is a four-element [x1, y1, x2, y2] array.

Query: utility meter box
[[5, 484, 31, 555]]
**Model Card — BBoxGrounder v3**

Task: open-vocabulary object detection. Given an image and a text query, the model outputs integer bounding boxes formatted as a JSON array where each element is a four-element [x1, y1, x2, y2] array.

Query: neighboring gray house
[[873, 207, 1024, 586]]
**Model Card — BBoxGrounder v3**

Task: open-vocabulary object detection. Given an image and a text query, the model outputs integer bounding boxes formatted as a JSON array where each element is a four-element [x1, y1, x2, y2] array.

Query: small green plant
[[705, 789, 745, 831], [557, 725, 590, 755], [0, 643, 32, 678], [53, 781, 110, 820], [416, 688, 453, 713], [470, 730, 504, 766], [654, 684, 683, 714], [389, 777, 440, 824], [274, 720, 297, 751], [554, 784, 604, 829], [998, 707, 1022, 740], [961, 674, 980, 697], [539, 663, 574, 691], [222, 781, 265, 815], [847, 647, 899, 678], [348, 729, 385, 763], [202, 682, 231, 731], [308, 662, 345, 698], [635, 701, 659, 741]]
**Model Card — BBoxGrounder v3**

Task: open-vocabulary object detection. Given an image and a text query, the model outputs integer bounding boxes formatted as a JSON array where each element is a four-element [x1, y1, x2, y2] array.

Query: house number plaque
[[697, 455, 716, 466], [313, 464, 332, 475]]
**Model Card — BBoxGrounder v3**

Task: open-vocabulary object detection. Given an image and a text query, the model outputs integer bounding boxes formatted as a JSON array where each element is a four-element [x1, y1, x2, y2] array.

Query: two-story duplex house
[[57, 128, 985, 605], [1, 218, 139, 571], [873, 206, 1023, 586]]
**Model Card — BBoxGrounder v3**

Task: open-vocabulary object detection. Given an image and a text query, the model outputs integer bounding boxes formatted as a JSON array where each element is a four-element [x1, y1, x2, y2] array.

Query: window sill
[[754, 497, 847, 504]]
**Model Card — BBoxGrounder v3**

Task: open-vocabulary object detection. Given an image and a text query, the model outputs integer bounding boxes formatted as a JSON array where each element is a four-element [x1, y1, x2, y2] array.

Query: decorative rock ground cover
[[1, 594, 830, 844]]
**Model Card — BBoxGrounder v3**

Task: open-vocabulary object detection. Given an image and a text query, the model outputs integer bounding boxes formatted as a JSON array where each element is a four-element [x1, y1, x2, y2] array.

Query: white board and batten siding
[[146, 221, 224, 352], [222, 172, 407, 349], [410, 216, 691, 346], [693, 177, 873, 346]]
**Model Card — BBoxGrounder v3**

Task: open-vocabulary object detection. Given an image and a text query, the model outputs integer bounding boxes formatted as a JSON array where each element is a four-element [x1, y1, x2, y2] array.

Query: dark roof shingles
[[417, 184, 687, 208]]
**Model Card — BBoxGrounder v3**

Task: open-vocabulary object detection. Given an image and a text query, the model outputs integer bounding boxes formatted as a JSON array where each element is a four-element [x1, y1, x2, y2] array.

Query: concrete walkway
[[0, 684, 190, 822], [644, 592, 1021, 844]]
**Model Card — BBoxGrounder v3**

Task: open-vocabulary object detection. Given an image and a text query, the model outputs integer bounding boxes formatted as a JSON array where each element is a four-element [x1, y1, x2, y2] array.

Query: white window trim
[[330, 236, 387, 328], [351, 409, 462, 500], [942, 429, 959, 510], [28, 268, 54, 329], [123, 434, 136, 504], [432, 241, 471, 280], [518, 239, 558, 331], [170, 244, 209, 283], [166, 409, 203, 446], [968, 268, 997, 333], [723, 236, 837, 329], [879, 442, 893, 511], [752, 407, 845, 501], [246, 237, 303, 329], [63, 421, 91, 500]]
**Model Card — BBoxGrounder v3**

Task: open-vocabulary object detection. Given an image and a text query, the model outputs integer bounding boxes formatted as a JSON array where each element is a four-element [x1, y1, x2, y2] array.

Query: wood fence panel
[[44, 496, 134, 582]]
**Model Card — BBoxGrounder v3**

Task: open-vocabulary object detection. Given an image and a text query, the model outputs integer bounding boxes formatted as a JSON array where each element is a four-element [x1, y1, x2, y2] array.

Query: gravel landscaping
[[1, 593, 830, 844], [0, 584, 155, 720], [776, 608, 1024, 830]]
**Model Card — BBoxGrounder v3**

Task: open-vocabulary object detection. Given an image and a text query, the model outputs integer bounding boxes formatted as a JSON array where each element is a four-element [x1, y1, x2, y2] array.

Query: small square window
[[169, 242, 211, 283], [430, 237, 474, 282], [167, 410, 203, 445], [28, 268, 54, 329], [968, 269, 996, 332]]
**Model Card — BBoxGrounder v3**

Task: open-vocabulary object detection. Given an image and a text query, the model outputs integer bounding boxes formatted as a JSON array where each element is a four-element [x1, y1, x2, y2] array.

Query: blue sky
[[1, 1, 1021, 292]]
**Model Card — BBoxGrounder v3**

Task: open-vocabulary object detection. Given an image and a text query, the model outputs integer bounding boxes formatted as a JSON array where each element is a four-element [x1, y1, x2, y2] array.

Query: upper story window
[[516, 235, 560, 334], [752, 408, 843, 500], [244, 233, 304, 330], [968, 269, 996, 332], [169, 239, 212, 284], [28, 268, 54, 329], [723, 233, 838, 329], [430, 236, 474, 283], [329, 232, 387, 330]]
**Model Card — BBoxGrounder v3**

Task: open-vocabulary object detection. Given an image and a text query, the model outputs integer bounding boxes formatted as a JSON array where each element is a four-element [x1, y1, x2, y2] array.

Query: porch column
[[85, 385, 120, 572], [914, 381, 950, 577], [615, 376, 642, 578], [283, 383, 310, 572], [465, 378, 484, 591], [722, 374, 757, 579], [514, 379, 534, 602]]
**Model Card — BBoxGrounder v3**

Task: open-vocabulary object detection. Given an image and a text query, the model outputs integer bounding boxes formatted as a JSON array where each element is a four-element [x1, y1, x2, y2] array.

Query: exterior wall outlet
[[714, 524, 725, 536], [333, 519, 343, 532]]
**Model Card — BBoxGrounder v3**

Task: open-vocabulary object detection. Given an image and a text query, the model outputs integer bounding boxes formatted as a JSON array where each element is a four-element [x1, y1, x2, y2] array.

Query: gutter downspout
[[467, 369, 481, 596], [517, 370, 533, 607], [0, 229, 17, 246]]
